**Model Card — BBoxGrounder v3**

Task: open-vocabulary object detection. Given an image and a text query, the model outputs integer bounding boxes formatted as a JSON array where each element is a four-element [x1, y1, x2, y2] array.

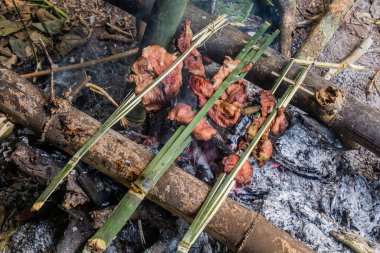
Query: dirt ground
[[0, 0, 379, 252]]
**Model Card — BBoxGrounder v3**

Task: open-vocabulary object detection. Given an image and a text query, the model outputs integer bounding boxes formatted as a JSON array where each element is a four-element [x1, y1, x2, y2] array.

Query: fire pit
[[0, 0, 379, 253]]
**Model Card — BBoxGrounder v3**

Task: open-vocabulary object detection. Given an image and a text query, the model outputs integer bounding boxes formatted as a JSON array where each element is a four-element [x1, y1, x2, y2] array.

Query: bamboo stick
[[85, 24, 277, 253], [293, 59, 365, 71], [31, 16, 228, 212], [271, 71, 315, 95]]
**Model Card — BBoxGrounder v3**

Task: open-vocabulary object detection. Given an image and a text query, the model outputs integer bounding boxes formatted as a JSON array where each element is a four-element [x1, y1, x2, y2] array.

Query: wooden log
[[105, 0, 380, 156], [296, 0, 356, 60], [0, 69, 313, 253]]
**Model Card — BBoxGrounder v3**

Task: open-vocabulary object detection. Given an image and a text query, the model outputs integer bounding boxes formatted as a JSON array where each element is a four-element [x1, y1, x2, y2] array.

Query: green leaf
[[31, 19, 65, 35]]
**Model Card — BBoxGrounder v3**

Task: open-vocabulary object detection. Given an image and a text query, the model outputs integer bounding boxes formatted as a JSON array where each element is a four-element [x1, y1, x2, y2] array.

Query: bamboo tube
[[140, 0, 189, 49], [296, 0, 357, 60], [0, 69, 313, 253]]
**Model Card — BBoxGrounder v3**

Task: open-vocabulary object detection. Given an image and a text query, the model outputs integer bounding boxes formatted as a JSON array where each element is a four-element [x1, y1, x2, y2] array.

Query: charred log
[[0, 69, 312, 253]]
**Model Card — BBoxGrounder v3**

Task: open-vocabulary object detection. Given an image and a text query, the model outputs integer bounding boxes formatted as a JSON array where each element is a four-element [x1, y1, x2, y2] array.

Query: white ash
[[232, 110, 380, 252]]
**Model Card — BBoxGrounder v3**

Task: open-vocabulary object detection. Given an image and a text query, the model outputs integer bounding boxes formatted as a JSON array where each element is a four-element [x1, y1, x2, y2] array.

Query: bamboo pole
[[0, 69, 313, 253], [140, 0, 190, 49], [296, 0, 356, 60]]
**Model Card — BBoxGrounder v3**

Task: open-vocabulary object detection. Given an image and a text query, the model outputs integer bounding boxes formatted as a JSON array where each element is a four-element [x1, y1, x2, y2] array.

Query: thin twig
[[368, 68, 380, 96], [106, 22, 132, 37], [38, 39, 55, 101], [63, 71, 91, 102], [86, 83, 129, 127], [21, 48, 138, 78]]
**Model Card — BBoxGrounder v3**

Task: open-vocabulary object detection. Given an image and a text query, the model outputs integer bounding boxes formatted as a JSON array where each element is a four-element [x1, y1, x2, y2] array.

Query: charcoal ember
[[168, 104, 217, 141], [222, 154, 253, 185], [192, 142, 215, 184], [62, 170, 89, 210], [77, 169, 112, 207], [56, 210, 92, 253], [271, 107, 289, 135], [90, 206, 115, 229], [177, 20, 206, 77], [260, 90, 276, 117], [272, 111, 341, 179]]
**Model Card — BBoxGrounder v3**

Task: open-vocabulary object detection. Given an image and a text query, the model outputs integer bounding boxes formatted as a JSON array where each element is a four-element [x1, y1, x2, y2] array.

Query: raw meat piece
[[168, 104, 217, 141], [177, 20, 205, 77], [271, 107, 288, 135], [222, 154, 253, 185]]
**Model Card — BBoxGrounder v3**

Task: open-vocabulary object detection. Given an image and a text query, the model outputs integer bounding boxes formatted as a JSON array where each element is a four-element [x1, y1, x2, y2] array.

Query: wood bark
[[105, 0, 380, 156], [0, 69, 313, 253], [276, 0, 297, 57]]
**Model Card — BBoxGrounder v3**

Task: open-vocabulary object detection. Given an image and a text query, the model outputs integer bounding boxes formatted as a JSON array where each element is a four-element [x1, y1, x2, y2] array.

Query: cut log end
[[31, 202, 43, 212], [86, 239, 107, 253], [315, 86, 345, 124]]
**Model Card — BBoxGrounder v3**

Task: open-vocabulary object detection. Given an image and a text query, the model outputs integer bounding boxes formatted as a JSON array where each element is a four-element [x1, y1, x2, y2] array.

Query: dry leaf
[[9, 36, 28, 60], [0, 54, 18, 68], [30, 31, 53, 48], [0, 20, 22, 36]]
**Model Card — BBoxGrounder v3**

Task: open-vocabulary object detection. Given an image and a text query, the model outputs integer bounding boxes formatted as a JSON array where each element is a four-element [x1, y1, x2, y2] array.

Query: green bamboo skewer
[[177, 60, 296, 253], [85, 24, 275, 253], [31, 16, 229, 212], [177, 64, 311, 253]]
